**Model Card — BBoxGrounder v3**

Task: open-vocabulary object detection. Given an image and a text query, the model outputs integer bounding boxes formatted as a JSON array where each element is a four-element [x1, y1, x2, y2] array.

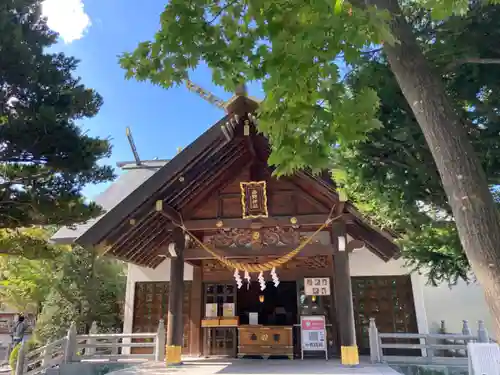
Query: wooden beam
[[346, 222, 398, 261], [155, 200, 182, 224], [188, 266, 202, 356], [184, 243, 333, 260], [331, 222, 357, 352], [166, 214, 338, 231], [166, 227, 185, 365], [346, 239, 364, 252]]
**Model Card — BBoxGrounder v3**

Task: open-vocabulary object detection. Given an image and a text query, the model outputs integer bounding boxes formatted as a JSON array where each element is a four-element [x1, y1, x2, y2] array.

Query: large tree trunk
[[371, 0, 500, 338]]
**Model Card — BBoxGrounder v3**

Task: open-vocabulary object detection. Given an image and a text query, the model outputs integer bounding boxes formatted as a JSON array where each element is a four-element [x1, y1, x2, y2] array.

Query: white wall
[[422, 279, 495, 338], [350, 247, 408, 276]]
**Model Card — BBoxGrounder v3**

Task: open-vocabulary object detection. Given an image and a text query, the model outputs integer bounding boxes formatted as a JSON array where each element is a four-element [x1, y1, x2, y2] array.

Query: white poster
[[205, 303, 218, 318], [249, 312, 259, 325], [304, 277, 331, 296], [301, 315, 327, 352], [223, 303, 235, 317]]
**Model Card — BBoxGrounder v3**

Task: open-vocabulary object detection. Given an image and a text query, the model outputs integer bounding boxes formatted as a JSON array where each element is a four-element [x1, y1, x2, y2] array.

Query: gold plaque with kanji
[[240, 181, 268, 219]]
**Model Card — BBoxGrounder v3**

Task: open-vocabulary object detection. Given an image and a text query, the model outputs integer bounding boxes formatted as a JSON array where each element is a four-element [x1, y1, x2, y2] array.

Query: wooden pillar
[[166, 227, 185, 365], [332, 221, 359, 366], [189, 265, 203, 356]]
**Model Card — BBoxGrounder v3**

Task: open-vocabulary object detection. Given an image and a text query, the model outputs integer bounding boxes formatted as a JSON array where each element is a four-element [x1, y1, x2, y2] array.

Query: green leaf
[[118, 0, 500, 287], [332, 168, 348, 184], [334, 0, 344, 15]]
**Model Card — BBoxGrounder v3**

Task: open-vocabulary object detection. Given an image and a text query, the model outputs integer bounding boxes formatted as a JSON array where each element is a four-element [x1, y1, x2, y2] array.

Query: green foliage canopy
[[0, 240, 126, 343], [34, 246, 126, 342], [119, 0, 498, 175], [120, 0, 500, 286], [334, 4, 500, 285]]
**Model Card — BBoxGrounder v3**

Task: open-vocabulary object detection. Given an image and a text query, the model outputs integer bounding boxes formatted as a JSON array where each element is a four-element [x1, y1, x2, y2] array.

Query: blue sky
[[41, 0, 264, 199]]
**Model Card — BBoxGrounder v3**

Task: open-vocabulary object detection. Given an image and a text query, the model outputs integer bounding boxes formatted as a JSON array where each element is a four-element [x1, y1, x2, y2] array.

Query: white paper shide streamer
[[234, 269, 243, 289], [258, 271, 266, 291], [244, 270, 251, 289], [270, 267, 280, 287]]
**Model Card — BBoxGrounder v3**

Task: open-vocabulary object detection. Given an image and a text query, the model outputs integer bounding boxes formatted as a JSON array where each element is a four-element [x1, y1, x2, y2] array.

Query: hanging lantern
[[259, 295, 265, 303]]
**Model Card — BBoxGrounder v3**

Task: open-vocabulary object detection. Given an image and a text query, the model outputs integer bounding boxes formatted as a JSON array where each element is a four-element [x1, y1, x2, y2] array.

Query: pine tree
[[0, 0, 114, 257]]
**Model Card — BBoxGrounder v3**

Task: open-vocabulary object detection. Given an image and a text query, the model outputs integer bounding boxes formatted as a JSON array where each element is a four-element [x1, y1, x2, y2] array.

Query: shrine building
[[51, 94, 493, 365]]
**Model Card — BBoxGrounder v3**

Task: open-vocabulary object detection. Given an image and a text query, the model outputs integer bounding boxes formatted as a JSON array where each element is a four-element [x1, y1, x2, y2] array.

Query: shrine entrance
[[201, 259, 340, 360], [236, 281, 298, 359], [236, 281, 297, 327]]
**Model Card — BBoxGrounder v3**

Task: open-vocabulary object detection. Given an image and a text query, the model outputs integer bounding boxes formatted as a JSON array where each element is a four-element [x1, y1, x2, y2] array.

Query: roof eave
[[74, 115, 231, 249]]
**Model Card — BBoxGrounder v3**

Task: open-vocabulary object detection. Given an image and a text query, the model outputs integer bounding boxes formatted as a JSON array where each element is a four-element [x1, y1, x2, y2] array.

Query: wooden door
[[351, 275, 418, 354], [204, 283, 237, 356], [132, 281, 192, 354]]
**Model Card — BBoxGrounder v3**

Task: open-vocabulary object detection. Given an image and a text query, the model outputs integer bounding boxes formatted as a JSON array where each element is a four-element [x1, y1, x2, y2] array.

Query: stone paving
[[107, 358, 401, 375]]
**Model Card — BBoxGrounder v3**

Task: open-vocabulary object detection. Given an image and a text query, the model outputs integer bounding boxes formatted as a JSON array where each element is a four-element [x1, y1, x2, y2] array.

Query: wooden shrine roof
[[51, 96, 401, 268]]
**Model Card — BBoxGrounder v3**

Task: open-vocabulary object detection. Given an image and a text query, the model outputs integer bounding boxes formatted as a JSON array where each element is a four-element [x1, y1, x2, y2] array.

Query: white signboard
[[205, 303, 218, 318], [300, 315, 328, 360], [223, 303, 235, 317], [304, 277, 331, 296], [249, 312, 259, 325]]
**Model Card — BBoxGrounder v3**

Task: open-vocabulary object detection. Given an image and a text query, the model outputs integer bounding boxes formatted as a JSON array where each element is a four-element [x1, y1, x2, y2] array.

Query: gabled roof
[[74, 112, 232, 252], [50, 95, 400, 267], [51, 160, 167, 244]]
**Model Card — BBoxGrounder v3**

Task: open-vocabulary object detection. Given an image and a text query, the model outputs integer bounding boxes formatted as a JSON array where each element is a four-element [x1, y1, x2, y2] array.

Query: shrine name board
[[240, 181, 268, 219], [304, 277, 331, 296]]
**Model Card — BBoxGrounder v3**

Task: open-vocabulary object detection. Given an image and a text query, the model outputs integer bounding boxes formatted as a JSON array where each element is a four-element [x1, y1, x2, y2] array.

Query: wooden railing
[[1, 342, 12, 365], [14, 320, 166, 375], [368, 318, 493, 366]]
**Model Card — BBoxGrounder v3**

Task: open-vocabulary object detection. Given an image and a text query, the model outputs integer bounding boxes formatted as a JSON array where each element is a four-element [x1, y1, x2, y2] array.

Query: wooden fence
[[1, 342, 12, 364], [14, 320, 165, 375], [369, 318, 493, 366]]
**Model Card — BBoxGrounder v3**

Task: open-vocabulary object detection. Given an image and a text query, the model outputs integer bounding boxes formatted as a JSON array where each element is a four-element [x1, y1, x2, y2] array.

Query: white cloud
[[41, 0, 92, 44]]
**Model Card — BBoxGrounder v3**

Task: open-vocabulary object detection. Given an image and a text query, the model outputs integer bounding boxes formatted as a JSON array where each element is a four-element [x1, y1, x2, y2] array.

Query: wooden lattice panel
[[351, 275, 418, 353], [132, 281, 192, 354]]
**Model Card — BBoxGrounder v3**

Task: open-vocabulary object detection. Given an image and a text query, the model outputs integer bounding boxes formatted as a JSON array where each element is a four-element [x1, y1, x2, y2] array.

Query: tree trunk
[[371, 0, 500, 338]]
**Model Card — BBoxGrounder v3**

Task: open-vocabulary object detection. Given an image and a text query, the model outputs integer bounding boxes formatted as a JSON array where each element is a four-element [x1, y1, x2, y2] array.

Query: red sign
[[301, 315, 327, 352], [302, 318, 325, 331]]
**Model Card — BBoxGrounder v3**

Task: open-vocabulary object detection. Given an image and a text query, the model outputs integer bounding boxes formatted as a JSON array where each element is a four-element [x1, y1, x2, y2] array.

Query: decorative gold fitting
[[155, 200, 163, 212], [290, 217, 298, 225], [243, 119, 250, 136], [216, 220, 224, 228]]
